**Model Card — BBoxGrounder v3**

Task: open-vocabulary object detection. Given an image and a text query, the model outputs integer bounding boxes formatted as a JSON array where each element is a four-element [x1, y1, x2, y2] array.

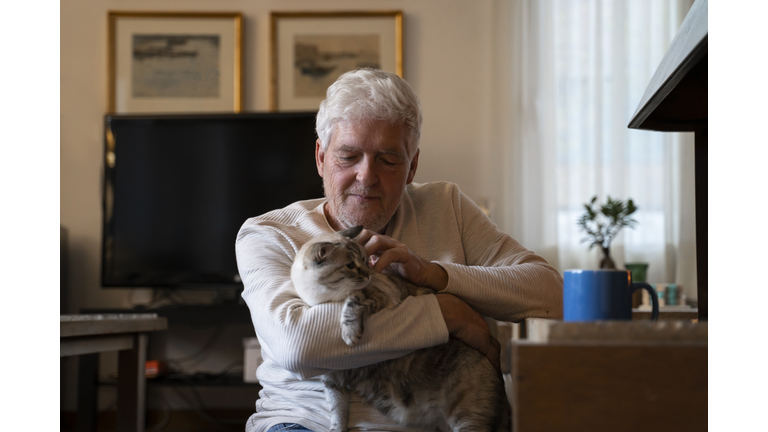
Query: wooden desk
[[506, 320, 707, 432], [633, 307, 699, 321], [61, 314, 168, 432]]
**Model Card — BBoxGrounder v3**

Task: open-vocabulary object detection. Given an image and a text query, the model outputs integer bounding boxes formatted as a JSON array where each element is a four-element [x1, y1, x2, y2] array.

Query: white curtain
[[492, 0, 698, 299]]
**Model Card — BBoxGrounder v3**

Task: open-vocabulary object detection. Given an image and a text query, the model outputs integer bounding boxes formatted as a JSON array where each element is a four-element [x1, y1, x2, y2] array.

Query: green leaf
[[577, 195, 641, 251]]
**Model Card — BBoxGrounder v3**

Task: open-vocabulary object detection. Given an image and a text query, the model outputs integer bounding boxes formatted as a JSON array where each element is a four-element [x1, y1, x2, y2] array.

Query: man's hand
[[356, 229, 448, 291], [436, 293, 501, 373]]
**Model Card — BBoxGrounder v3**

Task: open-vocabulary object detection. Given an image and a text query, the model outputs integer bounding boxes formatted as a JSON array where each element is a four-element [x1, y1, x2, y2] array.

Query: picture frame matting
[[108, 11, 243, 114]]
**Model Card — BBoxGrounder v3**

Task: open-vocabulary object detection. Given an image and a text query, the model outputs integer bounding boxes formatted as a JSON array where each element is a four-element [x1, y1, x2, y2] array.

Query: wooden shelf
[[628, 0, 708, 321], [81, 303, 253, 326]]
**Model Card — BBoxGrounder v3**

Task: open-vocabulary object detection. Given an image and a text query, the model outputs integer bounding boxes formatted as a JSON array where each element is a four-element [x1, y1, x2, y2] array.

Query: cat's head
[[291, 226, 371, 306]]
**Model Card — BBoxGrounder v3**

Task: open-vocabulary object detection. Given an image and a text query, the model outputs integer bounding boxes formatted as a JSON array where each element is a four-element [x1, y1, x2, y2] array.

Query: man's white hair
[[316, 69, 423, 158]]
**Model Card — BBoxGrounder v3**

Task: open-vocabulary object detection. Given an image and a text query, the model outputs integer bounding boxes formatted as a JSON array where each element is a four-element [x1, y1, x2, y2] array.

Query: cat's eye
[[346, 262, 355, 269]]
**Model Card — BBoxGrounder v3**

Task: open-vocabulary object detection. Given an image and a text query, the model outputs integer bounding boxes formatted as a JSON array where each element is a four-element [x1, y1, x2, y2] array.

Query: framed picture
[[270, 11, 403, 111], [108, 11, 243, 114]]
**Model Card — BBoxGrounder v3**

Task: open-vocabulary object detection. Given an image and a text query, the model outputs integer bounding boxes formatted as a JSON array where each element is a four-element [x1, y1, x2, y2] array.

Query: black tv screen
[[102, 112, 323, 289]]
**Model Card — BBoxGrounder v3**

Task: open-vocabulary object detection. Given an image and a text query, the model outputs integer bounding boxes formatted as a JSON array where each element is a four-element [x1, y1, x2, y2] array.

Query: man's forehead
[[333, 144, 405, 157], [331, 120, 408, 155]]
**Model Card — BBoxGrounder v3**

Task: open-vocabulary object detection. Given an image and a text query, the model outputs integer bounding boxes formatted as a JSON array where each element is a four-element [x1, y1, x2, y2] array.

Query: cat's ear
[[338, 225, 363, 239], [312, 242, 337, 264]]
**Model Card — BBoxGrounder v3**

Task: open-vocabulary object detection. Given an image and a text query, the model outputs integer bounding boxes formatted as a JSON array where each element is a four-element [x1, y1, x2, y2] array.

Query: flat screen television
[[102, 112, 323, 290]]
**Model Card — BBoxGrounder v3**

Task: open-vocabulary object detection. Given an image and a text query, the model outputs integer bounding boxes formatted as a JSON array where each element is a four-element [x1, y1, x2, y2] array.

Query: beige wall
[[61, 0, 499, 314]]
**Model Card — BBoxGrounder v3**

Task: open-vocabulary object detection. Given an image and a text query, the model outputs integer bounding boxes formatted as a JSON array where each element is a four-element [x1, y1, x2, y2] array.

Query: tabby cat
[[291, 226, 511, 432]]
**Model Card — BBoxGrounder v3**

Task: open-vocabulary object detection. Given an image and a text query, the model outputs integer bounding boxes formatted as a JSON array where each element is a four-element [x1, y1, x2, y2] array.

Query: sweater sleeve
[[437, 186, 564, 322], [236, 217, 449, 380]]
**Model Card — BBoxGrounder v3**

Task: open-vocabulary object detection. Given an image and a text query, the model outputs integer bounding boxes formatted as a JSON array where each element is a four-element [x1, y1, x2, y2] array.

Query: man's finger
[[372, 248, 406, 273], [490, 334, 501, 353], [486, 336, 501, 373], [363, 234, 397, 257], [355, 229, 376, 245]]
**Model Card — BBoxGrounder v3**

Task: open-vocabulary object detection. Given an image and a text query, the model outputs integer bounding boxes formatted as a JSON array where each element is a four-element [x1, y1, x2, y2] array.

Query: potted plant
[[576, 195, 638, 269]]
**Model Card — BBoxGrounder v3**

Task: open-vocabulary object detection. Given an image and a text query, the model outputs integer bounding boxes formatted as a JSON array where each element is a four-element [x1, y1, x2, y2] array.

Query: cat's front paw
[[341, 295, 366, 346], [341, 323, 363, 346]]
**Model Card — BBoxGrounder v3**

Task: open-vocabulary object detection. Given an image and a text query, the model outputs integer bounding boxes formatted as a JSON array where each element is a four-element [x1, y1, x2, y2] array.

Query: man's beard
[[324, 183, 394, 233]]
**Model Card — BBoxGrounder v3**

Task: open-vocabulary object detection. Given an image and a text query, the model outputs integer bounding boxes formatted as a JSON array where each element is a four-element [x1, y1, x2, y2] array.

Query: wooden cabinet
[[504, 320, 707, 432]]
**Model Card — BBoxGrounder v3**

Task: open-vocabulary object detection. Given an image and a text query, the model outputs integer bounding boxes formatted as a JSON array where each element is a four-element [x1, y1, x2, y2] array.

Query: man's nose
[[355, 156, 378, 186]]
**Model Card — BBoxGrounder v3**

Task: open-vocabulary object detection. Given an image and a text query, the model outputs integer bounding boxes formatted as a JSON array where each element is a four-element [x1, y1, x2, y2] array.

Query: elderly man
[[236, 69, 562, 432]]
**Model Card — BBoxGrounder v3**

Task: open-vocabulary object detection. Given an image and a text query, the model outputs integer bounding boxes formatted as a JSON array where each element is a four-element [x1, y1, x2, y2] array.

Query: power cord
[[146, 400, 172, 431], [164, 325, 224, 371], [170, 386, 248, 428]]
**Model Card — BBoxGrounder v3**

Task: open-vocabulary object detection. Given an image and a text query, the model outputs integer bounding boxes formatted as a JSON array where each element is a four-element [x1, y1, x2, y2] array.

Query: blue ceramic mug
[[563, 269, 659, 321]]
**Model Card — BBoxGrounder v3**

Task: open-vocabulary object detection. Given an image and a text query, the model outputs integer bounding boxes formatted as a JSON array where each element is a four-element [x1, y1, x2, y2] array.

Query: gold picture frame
[[270, 11, 403, 112], [108, 11, 243, 114]]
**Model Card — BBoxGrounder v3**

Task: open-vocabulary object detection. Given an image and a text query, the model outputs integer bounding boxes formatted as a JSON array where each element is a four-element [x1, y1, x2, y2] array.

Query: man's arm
[[435, 293, 501, 373], [354, 183, 562, 369], [236, 218, 450, 380], [440, 186, 564, 321], [359, 186, 563, 323]]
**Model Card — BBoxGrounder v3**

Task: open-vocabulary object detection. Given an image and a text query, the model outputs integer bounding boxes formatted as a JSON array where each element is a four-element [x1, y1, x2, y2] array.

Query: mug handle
[[631, 282, 659, 321]]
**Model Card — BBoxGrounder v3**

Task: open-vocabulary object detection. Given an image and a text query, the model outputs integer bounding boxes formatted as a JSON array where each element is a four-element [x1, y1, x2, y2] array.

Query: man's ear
[[315, 138, 325, 178], [406, 148, 420, 184]]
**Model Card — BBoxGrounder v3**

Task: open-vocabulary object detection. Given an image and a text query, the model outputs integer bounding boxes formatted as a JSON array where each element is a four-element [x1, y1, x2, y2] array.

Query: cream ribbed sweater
[[235, 182, 563, 432]]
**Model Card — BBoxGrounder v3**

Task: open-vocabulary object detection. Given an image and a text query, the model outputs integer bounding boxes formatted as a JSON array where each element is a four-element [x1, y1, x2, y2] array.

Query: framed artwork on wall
[[270, 11, 403, 111], [108, 11, 243, 114]]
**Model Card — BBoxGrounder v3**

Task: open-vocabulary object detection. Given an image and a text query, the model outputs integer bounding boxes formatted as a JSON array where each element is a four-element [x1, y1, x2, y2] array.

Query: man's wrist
[[427, 262, 449, 292]]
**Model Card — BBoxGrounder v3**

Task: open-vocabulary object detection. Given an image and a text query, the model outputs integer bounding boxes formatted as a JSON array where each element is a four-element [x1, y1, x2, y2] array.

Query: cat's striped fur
[[291, 226, 511, 432]]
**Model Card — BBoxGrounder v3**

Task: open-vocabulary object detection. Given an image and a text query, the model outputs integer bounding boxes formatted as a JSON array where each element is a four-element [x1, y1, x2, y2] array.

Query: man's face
[[316, 119, 419, 233]]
